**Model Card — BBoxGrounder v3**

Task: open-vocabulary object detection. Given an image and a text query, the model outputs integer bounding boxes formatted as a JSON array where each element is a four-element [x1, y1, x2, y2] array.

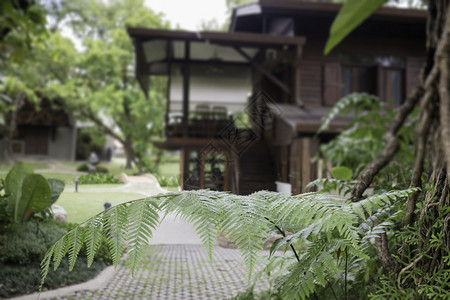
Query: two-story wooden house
[[127, 0, 426, 195]]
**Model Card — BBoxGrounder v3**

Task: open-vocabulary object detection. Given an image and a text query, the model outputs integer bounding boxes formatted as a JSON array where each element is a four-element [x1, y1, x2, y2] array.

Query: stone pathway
[[46, 245, 269, 300]]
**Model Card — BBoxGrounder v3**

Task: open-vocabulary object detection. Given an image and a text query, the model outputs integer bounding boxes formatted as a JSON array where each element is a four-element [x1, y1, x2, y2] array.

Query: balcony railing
[[166, 105, 235, 138]]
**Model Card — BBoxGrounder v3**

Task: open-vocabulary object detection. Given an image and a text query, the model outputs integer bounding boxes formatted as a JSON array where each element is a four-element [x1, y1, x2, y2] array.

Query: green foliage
[[331, 166, 353, 181], [0, 0, 47, 63], [317, 93, 416, 190], [155, 174, 179, 187], [77, 163, 109, 173], [324, 0, 387, 54], [3, 162, 65, 223], [75, 127, 106, 160], [370, 203, 450, 299], [0, 222, 67, 265], [78, 173, 120, 184], [44, 0, 169, 169], [41, 188, 418, 298], [0, 221, 107, 296]]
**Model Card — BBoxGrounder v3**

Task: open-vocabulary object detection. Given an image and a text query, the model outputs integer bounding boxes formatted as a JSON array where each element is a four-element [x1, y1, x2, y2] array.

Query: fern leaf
[[40, 243, 55, 290], [103, 204, 128, 268], [66, 226, 84, 271], [220, 194, 271, 280], [164, 190, 226, 261], [126, 199, 160, 276], [83, 215, 104, 267], [52, 235, 67, 271]]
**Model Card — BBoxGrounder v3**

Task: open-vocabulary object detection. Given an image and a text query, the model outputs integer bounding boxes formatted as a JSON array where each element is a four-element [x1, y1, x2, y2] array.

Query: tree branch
[[350, 86, 424, 201], [438, 5, 450, 184], [375, 230, 397, 273], [80, 108, 125, 144]]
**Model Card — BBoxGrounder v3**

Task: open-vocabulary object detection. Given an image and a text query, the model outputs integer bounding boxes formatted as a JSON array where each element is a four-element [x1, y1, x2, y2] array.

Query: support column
[[182, 41, 190, 137]]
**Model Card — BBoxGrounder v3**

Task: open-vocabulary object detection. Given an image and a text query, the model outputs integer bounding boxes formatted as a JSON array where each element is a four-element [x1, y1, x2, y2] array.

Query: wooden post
[[165, 41, 172, 137], [293, 45, 304, 107], [182, 41, 190, 137]]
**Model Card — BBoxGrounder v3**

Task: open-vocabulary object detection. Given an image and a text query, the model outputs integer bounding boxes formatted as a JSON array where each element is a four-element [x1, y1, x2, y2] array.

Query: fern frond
[[40, 243, 55, 290], [163, 190, 228, 261], [318, 93, 380, 133], [103, 204, 128, 268], [306, 178, 354, 196], [351, 187, 419, 217], [83, 215, 103, 267], [66, 226, 84, 271], [220, 194, 271, 280], [126, 199, 160, 276], [52, 235, 67, 271]]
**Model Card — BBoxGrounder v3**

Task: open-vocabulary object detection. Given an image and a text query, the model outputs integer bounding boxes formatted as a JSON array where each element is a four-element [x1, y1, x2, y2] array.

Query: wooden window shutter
[[323, 63, 342, 106]]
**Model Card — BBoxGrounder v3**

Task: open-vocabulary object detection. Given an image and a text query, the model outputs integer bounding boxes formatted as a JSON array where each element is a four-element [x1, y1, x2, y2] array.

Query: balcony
[[166, 105, 235, 139]]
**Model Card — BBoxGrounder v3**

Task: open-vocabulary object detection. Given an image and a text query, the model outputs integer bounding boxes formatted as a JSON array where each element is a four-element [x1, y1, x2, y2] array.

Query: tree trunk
[[2, 92, 25, 165], [349, 0, 450, 292], [123, 140, 135, 169]]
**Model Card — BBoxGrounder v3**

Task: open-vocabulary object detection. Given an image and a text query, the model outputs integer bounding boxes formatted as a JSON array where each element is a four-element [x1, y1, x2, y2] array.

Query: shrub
[[0, 221, 110, 298], [155, 175, 179, 187], [77, 163, 109, 173], [76, 163, 89, 172], [78, 173, 120, 184], [0, 258, 106, 298], [0, 222, 67, 265]]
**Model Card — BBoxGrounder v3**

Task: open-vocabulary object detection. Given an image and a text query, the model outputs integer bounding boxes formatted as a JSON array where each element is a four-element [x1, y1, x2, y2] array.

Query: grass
[[159, 161, 179, 178], [0, 161, 50, 172], [57, 187, 144, 223]]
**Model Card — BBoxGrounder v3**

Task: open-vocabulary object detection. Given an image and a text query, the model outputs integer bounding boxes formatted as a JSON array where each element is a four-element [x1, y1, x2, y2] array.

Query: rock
[[87, 163, 96, 173], [117, 172, 158, 184], [88, 151, 100, 165], [118, 173, 129, 183], [52, 204, 67, 223], [217, 232, 238, 249]]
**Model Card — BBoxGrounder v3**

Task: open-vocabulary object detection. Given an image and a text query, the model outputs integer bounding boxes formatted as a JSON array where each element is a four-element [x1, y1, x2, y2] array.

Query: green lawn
[[57, 186, 144, 223], [0, 162, 50, 172]]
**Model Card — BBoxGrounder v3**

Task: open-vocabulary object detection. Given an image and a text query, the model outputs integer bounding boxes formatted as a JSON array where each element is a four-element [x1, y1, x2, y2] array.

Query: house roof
[[127, 28, 306, 96], [270, 104, 351, 145], [230, 0, 427, 39]]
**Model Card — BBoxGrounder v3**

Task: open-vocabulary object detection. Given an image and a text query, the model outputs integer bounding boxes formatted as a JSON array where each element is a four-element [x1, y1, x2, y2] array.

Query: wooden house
[[0, 98, 77, 161], [127, 0, 426, 195]]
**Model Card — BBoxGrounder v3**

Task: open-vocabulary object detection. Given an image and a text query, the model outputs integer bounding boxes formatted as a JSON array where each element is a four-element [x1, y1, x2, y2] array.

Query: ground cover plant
[[78, 173, 121, 184], [0, 162, 111, 298]]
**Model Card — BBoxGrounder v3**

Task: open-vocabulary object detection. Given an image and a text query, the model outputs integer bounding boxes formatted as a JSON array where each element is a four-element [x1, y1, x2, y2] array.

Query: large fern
[[40, 188, 419, 298]]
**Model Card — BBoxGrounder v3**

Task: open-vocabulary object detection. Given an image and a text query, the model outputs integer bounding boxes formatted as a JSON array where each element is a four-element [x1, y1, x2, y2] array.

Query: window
[[340, 54, 405, 104], [380, 68, 404, 105], [341, 66, 376, 97]]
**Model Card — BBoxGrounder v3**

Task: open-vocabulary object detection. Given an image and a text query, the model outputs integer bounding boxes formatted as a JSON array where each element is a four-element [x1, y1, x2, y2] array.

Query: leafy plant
[[2, 162, 65, 223], [77, 163, 109, 173], [155, 174, 179, 187], [0, 220, 110, 298], [40, 188, 418, 298], [317, 93, 416, 191], [78, 173, 120, 184]]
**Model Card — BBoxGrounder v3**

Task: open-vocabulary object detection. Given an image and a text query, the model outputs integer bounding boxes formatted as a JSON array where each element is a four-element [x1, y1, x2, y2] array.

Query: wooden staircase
[[238, 141, 276, 195]]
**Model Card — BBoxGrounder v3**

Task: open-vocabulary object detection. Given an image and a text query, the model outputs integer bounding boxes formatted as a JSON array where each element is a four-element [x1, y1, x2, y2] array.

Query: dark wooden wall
[[298, 37, 425, 108]]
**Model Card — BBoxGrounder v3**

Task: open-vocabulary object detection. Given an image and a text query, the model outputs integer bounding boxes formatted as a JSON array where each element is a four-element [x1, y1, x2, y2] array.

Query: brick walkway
[[49, 245, 270, 300]]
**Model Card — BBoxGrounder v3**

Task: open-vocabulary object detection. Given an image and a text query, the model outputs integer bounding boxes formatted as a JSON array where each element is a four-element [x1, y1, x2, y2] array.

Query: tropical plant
[[78, 173, 120, 185], [1, 162, 65, 223], [40, 187, 418, 298]]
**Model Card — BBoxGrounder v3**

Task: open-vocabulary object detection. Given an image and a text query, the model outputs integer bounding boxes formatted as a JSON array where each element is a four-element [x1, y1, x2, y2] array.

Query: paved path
[[47, 245, 268, 300]]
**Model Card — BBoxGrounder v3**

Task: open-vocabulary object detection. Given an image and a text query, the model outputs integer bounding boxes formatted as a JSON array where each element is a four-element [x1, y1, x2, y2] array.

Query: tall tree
[[0, 0, 48, 164], [48, 0, 169, 169], [326, 0, 450, 293]]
